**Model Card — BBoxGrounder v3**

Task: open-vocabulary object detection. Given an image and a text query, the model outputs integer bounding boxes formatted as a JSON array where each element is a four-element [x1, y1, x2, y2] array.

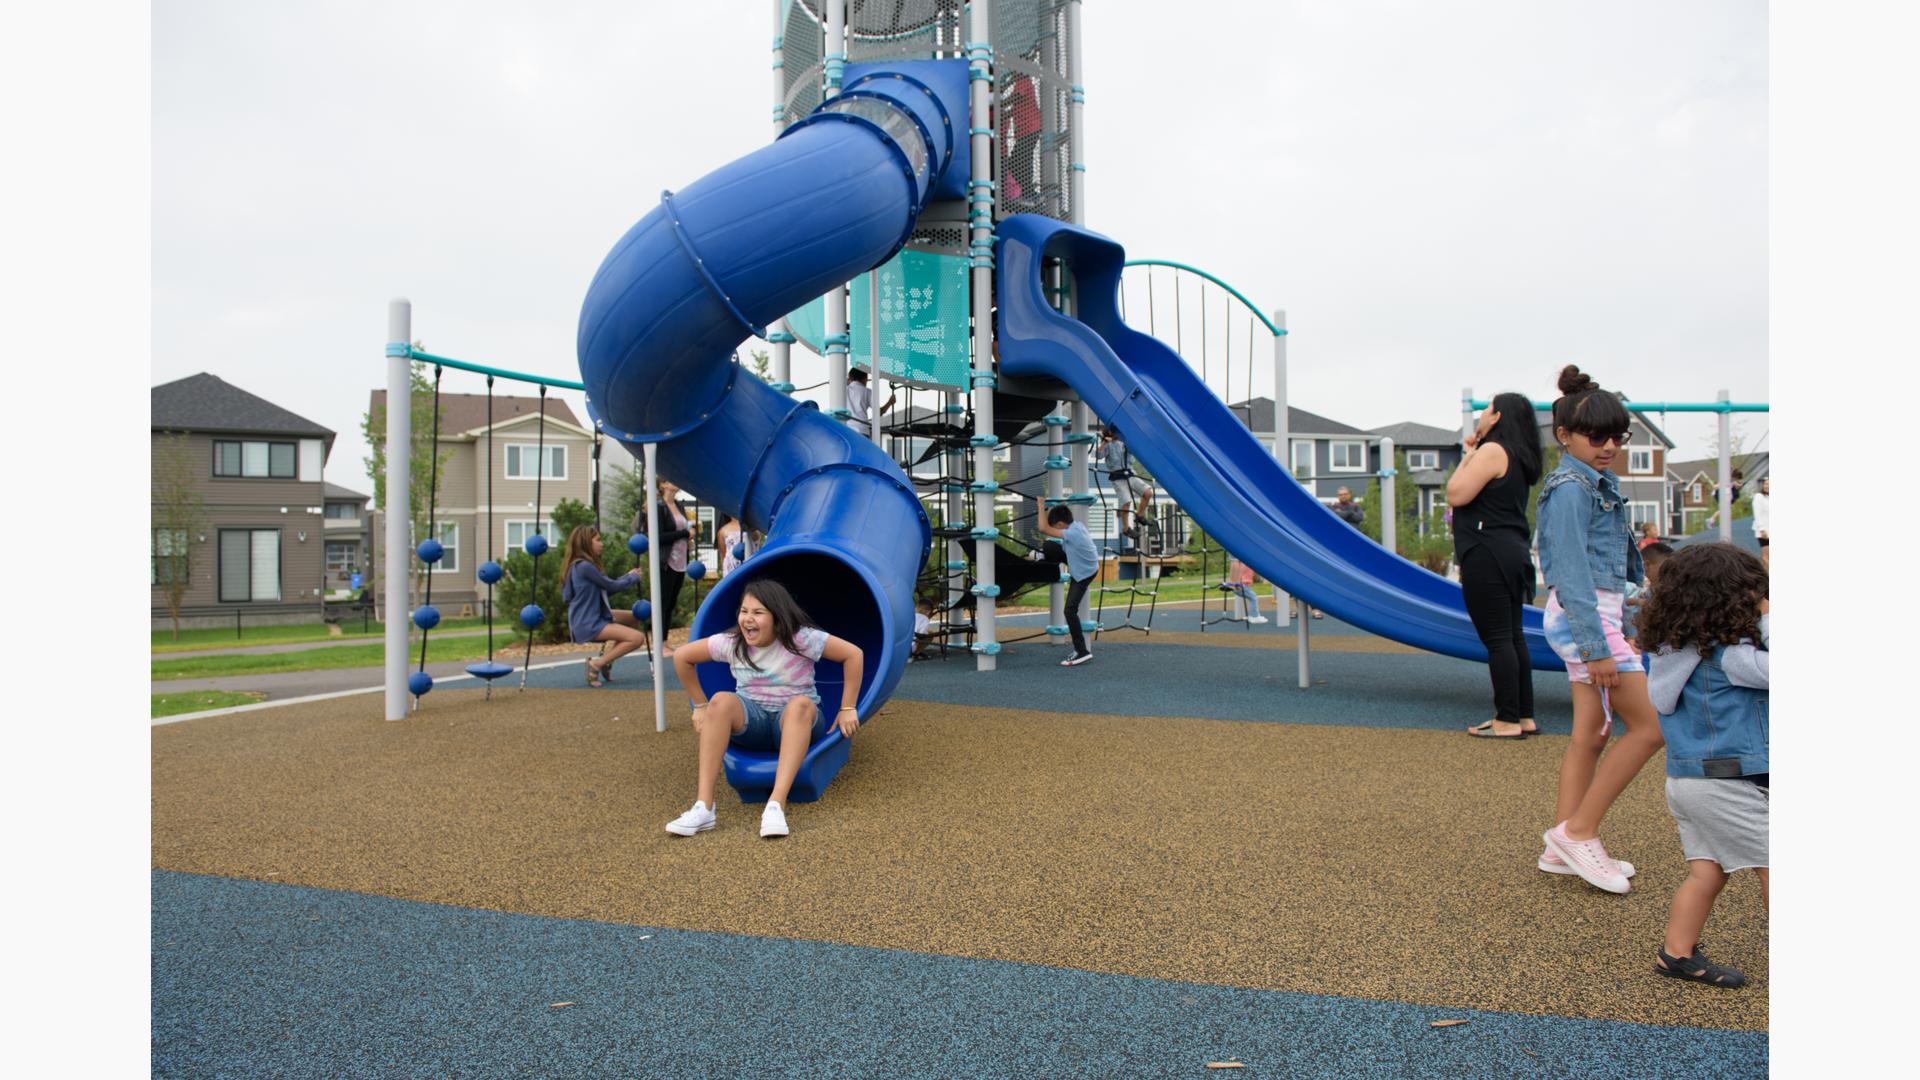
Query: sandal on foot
[[1467, 720, 1526, 740], [585, 658, 603, 688], [1655, 946, 1746, 988]]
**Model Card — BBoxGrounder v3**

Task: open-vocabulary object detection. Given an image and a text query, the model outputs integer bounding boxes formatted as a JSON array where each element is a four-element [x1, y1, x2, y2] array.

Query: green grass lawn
[[151, 690, 267, 718], [151, 629, 527, 680], [151, 617, 494, 653]]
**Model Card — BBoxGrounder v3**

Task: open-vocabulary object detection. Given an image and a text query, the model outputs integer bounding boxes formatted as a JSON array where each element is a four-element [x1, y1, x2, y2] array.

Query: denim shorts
[[729, 692, 827, 752]]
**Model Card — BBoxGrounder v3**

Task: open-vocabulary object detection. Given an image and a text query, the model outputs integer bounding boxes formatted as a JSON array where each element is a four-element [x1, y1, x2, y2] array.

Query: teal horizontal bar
[[1121, 261, 1286, 338], [404, 348, 585, 392], [1467, 399, 1770, 414]]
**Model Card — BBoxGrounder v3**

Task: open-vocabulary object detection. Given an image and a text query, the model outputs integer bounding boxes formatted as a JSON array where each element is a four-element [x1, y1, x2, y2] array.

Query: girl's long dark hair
[[728, 577, 817, 672], [1636, 543, 1768, 658], [1550, 364, 1630, 439], [1484, 390, 1543, 485], [560, 525, 602, 589]]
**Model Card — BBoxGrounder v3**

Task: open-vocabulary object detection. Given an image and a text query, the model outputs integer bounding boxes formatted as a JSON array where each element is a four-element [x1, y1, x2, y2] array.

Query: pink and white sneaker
[[1542, 823, 1630, 894], [1539, 846, 1635, 879]]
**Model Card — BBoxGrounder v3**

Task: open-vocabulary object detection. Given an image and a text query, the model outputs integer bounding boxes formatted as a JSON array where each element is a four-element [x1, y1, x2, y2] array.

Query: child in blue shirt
[[1639, 542, 1769, 989], [1034, 494, 1099, 666]]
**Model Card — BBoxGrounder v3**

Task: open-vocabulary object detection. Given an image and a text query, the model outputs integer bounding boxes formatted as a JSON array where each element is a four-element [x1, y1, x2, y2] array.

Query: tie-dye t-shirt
[[707, 625, 830, 709]]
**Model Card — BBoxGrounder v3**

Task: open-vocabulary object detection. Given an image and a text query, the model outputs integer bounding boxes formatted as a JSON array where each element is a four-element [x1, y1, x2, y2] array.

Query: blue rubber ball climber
[[416, 538, 444, 564], [524, 533, 549, 557], [628, 533, 649, 555], [476, 560, 504, 585], [686, 560, 707, 581], [520, 604, 545, 628], [412, 604, 440, 630], [632, 599, 652, 622], [409, 671, 434, 696], [732, 542, 746, 561]]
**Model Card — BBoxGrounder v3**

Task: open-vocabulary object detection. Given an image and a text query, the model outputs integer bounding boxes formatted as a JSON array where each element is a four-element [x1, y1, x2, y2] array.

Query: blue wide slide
[[995, 213, 1561, 670], [576, 60, 973, 801]]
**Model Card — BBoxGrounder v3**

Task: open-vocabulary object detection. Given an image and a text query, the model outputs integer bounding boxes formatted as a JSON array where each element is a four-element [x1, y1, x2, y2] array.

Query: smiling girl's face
[[737, 593, 773, 647]]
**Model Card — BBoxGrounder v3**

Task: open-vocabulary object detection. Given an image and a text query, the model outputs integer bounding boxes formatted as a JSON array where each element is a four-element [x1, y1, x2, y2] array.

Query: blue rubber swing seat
[[465, 661, 515, 681]]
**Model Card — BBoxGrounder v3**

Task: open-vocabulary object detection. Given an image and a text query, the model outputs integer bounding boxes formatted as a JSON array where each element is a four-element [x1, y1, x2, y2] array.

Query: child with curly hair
[[1638, 542, 1770, 988]]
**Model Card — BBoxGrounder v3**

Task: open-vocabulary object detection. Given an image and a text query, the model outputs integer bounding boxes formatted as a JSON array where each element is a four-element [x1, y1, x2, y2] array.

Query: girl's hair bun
[[1557, 364, 1596, 396]]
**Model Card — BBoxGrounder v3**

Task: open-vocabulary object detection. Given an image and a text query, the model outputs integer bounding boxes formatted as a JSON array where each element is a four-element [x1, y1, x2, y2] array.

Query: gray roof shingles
[[152, 373, 334, 444]]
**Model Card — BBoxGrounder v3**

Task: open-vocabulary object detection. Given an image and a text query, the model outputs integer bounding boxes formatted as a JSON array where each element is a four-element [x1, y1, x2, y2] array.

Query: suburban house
[[1367, 420, 1464, 526], [367, 390, 624, 615], [1228, 398, 1383, 503], [1666, 452, 1768, 536], [151, 373, 336, 629], [322, 483, 371, 595]]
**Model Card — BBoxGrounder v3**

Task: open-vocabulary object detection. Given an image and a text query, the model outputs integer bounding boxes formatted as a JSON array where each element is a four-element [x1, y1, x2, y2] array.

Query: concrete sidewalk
[[153, 628, 494, 661]]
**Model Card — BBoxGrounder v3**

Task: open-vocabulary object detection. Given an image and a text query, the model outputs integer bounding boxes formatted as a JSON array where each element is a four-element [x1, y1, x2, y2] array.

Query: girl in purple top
[[559, 525, 644, 687], [666, 578, 864, 839]]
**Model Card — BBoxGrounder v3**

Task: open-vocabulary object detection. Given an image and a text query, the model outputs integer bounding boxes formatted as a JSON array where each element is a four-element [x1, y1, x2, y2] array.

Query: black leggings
[[1458, 540, 1535, 723], [657, 568, 686, 630]]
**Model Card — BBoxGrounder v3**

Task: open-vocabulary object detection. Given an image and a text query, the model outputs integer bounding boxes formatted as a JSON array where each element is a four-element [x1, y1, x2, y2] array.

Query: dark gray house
[[1229, 398, 1381, 502], [1368, 420, 1463, 524], [322, 482, 371, 595], [151, 373, 335, 629]]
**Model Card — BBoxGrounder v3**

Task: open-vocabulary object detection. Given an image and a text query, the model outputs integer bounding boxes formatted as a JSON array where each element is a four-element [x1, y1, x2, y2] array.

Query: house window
[[217, 529, 281, 602], [505, 444, 567, 480], [1289, 440, 1314, 479], [151, 528, 189, 586], [1330, 440, 1366, 472], [506, 519, 557, 555], [1627, 448, 1654, 474], [1691, 481, 1704, 502], [427, 523, 459, 573], [1407, 450, 1439, 471], [325, 542, 357, 573], [324, 502, 358, 519], [214, 439, 297, 478], [1626, 502, 1662, 528]]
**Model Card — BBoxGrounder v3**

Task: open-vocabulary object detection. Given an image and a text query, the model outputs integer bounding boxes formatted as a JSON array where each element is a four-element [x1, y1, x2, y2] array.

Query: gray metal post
[[1046, 403, 1065, 642], [1717, 389, 1732, 543], [1271, 307, 1292, 624], [821, 2, 850, 426], [868, 268, 886, 446], [1066, 0, 1086, 220], [1461, 387, 1476, 443], [1379, 435, 1397, 555], [768, 2, 794, 395], [945, 390, 966, 620], [1297, 610, 1311, 688], [968, 0, 997, 670], [645, 442, 666, 733], [384, 299, 412, 721]]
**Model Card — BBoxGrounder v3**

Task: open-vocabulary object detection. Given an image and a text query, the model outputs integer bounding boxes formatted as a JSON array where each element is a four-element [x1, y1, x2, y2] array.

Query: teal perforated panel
[[781, 248, 972, 390]]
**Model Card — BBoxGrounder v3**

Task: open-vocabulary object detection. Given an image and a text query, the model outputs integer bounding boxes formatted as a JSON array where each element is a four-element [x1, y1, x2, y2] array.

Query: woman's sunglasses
[[1578, 430, 1635, 448]]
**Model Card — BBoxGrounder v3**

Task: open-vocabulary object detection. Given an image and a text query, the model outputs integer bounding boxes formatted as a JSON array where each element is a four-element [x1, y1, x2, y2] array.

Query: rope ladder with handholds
[[409, 364, 446, 705], [517, 384, 550, 690], [465, 375, 514, 697]]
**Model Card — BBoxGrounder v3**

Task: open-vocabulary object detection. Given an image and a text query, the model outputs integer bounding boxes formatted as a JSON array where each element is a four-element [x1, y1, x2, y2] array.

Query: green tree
[[151, 431, 205, 640], [747, 349, 772, 381], [362, 355, 455, 610]]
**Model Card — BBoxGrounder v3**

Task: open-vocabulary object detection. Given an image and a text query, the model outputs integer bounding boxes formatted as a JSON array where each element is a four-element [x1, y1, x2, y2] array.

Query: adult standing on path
[[635, 478, 692, 630], [1331, 486, 1365, 530], [1751, 477, 1769, 564], [1448, 392, 1546, 740]]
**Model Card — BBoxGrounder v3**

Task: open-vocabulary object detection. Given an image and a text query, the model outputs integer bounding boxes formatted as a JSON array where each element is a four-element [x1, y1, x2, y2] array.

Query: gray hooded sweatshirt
[[1647, 614, 1771, 715]]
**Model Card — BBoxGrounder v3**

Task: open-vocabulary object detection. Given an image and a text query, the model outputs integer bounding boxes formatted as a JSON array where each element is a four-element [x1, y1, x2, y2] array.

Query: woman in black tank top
[[1447, 392, 1544, 740]]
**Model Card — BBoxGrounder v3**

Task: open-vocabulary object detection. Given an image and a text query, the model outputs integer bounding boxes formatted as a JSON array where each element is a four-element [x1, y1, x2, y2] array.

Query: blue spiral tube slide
[[576, 60, 970, 801]]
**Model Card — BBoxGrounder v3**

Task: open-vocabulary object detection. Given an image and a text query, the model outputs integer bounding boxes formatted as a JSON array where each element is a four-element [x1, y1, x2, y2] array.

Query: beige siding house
[[368, 391, 629, 614], [151, 373, 336, 629]]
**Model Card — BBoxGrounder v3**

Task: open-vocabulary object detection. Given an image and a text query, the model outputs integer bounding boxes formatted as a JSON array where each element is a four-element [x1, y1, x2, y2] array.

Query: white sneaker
[[1248, 615, 1270, 624], [1061, 651, 1093, 666], [760, 801, 789, 838], [664, 801, 715, 836], [1538, 847, 1635, 879], [1542, 823, 1630, 894]]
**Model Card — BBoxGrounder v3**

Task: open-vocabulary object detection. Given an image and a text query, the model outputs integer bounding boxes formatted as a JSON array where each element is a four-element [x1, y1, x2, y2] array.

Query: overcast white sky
[[152, 0, 1768, 492]]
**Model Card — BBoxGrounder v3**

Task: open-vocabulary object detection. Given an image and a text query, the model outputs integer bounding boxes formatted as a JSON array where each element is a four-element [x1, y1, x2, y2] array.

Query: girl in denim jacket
[[1638, 543, 1768, 988], [1535, 366, 1664, 895]]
